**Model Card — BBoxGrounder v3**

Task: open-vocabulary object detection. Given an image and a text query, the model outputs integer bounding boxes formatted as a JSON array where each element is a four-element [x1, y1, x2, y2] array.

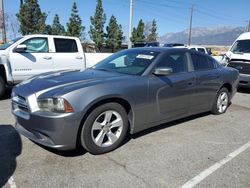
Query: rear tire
[[80, 103, 129, 155], [211, 87, 230, 115], [0, 76, 6, 99]]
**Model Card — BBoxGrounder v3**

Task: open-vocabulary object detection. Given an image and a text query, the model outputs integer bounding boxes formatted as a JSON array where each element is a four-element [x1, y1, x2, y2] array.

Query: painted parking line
[[180, 141, 250, 188], [8, 176, 17, 188]]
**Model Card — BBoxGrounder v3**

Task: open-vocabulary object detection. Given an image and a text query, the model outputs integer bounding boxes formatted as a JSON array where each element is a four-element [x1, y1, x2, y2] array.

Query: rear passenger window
[[54, 38, 78, 53], [191, 53, 210, 70]]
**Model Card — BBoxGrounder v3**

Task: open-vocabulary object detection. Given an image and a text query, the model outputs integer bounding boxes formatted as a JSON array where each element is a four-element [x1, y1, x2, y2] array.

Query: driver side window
[[156, 52, 188, 74], [21, 37, 49, 53]]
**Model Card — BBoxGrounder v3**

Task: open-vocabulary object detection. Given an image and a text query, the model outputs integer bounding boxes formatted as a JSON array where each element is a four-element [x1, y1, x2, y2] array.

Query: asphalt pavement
[[0, 89, 250, 188]]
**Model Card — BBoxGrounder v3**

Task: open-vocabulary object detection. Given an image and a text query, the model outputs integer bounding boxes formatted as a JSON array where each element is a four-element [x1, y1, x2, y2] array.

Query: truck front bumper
[[238, 74, 250, 88]]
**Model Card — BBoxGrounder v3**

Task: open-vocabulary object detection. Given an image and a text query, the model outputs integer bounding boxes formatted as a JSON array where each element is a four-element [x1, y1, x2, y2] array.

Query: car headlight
[[37, 98, 73, 113]]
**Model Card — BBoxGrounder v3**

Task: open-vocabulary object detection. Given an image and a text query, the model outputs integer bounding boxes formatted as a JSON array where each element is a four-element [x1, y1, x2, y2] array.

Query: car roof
[[24, 34, 79, 40], [128, 47, 189, 53], [188, 45, 206, 48], [236, 32, 250, 40]]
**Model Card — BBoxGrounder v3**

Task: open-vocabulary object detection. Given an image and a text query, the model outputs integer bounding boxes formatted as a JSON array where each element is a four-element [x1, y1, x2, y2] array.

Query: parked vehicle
[[133, 41, 159, 48], [163, 43, 185, 47], [0, 34, 110, 98], [188, 45, 210, 54], [221, 32, 250, 88], [12, 48, 239, 154]]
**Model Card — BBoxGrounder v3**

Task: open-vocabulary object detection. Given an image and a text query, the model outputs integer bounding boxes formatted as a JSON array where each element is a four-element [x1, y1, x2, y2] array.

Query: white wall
[[85, 53, 112, 68]]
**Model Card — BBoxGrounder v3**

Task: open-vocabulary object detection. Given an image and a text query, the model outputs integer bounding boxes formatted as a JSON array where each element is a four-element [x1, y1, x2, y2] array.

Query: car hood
[[14, 69, 130, 98], [0, 50, 7, 56], [226, 51, 250, 61]]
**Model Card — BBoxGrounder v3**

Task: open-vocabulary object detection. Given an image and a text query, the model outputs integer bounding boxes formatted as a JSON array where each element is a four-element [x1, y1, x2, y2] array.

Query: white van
[[223, 32, 250, 88]]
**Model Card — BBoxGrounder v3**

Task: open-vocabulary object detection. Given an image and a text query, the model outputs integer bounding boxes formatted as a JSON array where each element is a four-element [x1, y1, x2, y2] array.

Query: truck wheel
[[211, 87, 230, 115], [80, 103, 129, 155], [0, 76, 6, 99]]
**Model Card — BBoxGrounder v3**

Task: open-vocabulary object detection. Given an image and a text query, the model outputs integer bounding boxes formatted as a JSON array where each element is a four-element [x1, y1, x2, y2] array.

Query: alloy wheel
[[217, 91, 229, 113], [91, 110, 123, 147]]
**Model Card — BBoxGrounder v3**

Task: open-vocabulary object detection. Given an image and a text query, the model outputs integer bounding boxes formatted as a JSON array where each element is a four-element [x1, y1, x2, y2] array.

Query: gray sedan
[[12, 48, 239, 154]]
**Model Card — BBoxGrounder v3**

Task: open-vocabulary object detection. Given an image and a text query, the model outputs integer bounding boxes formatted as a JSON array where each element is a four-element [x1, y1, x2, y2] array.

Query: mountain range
[[158, 26, 246, 46]]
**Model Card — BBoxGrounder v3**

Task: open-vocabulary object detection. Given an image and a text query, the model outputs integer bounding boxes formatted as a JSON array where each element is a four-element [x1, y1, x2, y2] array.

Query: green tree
[[106, 15, 123, 52], [45, 25, 52, 35], [66, 2, 85, 38], [89, 0, 106, 52], [130, 19, 145, 43], [16, 0, 47, 35], [147, 19, 158, 42], [52, 14, 65, 35]]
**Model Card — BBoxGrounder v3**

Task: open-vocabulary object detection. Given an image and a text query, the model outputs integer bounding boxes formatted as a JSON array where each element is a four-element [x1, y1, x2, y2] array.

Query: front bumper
[[238, 74, 250, 88], [14, 110, 82, 150]]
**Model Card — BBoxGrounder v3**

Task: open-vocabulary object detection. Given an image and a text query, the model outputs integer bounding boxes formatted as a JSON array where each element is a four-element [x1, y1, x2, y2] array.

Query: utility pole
[[248, 20, 250, 32], [128, 0, 133, 49], [188, 5, 194, 46], [0, 0, 6, 43]]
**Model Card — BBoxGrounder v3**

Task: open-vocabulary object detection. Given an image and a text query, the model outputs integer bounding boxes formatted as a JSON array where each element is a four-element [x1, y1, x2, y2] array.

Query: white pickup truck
[[0, 34, 111, 98]]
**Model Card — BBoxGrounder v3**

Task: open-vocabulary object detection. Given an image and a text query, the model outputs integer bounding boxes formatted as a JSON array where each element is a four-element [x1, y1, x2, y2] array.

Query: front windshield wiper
[[93, 68, 113, 72], [232, 52, 244, 55]]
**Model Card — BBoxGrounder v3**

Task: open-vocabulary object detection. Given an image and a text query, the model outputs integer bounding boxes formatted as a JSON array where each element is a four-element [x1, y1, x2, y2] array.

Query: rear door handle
[[43, 56, 52, 60]]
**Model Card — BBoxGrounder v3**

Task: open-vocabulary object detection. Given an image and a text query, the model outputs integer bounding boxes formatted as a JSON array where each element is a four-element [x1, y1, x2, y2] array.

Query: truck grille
[[12, 93, 30, 120], [228, 61, 250, 75]]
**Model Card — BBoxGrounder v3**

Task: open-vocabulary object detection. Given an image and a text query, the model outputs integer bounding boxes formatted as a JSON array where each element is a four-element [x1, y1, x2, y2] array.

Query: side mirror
[[13, 44, 27, 53], [153, 67, 173, 76]]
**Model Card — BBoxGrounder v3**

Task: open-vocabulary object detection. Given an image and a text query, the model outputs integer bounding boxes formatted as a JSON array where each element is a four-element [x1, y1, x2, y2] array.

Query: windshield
[[93, 49, 160, 75], [231, 39, 250, 53], [0, 37, 23, 50]]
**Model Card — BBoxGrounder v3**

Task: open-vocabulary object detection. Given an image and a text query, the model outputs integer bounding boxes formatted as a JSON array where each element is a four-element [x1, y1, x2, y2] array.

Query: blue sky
[[4, 0, 250, 39]]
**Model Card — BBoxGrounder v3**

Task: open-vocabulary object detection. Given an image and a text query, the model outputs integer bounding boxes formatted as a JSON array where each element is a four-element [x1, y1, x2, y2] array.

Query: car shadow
[[128, 112, 210, 141], [1, 89, 11, 100], [0, 125, 22, 187], [237, 87, 250, 94]]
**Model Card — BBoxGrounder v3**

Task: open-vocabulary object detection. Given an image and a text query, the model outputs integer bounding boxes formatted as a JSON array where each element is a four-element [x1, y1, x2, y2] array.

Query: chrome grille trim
[[228, 62, 250, 75], [11, 92, 30, 120]]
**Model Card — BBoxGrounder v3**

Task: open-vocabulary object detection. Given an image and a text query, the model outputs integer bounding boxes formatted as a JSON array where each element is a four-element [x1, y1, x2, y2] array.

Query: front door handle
[[43, 56, 52, 60], [208, 74, 220, 79], [76, 56, 83, 60]]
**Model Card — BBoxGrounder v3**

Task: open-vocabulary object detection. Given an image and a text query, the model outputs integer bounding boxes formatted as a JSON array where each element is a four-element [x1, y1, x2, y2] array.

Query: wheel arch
[[0, 65, 7, 83], [220, 83, 232, 95], [76, 97, 134, 147]]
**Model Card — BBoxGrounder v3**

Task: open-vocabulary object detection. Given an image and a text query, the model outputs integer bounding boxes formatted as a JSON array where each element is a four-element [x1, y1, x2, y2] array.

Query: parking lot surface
[[1, 89, 250, 188]]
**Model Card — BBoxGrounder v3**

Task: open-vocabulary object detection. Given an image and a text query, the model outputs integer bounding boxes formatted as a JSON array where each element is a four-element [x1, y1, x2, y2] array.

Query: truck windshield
[[0, 37, 23, 50], [231, 39, 250, 53]]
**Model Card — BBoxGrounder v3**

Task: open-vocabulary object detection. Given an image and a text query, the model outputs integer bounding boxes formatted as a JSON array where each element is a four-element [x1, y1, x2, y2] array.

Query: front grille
[[228, 61, 250, 75], [12, 93, 30, 119]]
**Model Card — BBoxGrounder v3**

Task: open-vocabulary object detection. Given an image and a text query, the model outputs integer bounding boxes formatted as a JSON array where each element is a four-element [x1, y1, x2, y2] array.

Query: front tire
[[211, 87, 230, 115], [80, 103, 129, 155], [0, 76, 6, 99]]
